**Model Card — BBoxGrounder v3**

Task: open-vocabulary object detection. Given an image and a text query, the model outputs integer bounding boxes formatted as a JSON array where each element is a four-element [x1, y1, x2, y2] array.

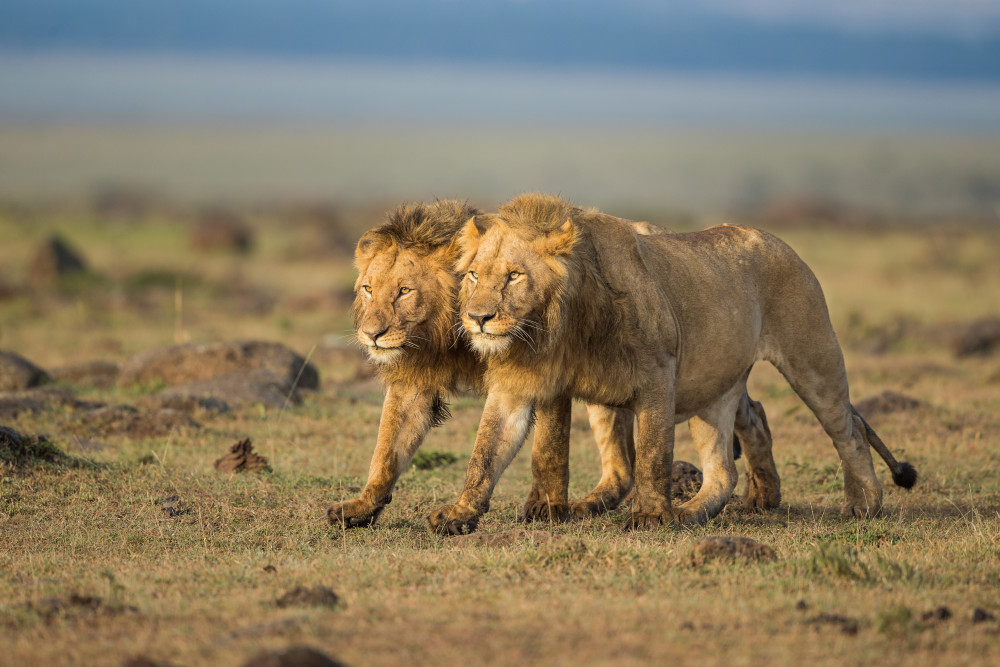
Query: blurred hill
[[2, 0, 999, 82]]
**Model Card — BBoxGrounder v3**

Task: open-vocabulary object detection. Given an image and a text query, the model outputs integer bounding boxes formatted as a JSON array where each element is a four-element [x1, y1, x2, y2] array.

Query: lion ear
[[355, 230, 388, 271], [543, 218, 576, 256]]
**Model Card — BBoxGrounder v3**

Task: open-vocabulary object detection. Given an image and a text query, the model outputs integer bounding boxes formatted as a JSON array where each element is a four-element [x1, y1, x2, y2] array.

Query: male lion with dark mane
[[427, 193, 915, 534], [329, 200, 776, 529]]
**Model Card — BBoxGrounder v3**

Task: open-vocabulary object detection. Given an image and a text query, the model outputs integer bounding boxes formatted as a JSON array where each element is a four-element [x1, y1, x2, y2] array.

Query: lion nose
[[467, 312, 496, 330], [363, 326, 389, 343]]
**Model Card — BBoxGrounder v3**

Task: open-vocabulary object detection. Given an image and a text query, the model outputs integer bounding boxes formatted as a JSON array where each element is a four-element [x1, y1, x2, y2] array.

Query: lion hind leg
[[676, 384, 743, 525], [570, 405, 635, 518], [735, 388, 781, 511]]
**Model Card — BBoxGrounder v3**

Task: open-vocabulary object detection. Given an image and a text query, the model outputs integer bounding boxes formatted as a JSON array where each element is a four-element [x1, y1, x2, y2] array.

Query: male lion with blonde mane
[[427, 193, 915, 534], [329, 200, 776, 529], [329, 200, 640, 528]]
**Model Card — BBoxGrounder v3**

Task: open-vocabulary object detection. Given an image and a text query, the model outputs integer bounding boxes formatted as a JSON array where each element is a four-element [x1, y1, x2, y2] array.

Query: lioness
[[329, 200, 777, 529], [427, 193, 915, 534], [328, 200, 634, 528]]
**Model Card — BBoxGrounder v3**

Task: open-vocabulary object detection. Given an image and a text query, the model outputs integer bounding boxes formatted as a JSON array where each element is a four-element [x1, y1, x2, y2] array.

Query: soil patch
[[855, 391, 926, 419], [117, 340, 319, 390], [241, 646, 344, 667], [0, 349, 50, 391], [215, 438, 271, 474], [691, 536, 778, 565]]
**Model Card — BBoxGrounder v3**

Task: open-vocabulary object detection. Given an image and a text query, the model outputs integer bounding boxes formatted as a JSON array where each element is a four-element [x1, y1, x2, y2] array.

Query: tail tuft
[[892, 461, 918, 489]]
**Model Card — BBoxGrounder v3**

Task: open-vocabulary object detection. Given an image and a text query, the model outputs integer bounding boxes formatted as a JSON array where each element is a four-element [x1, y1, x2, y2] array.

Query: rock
[[672, 460, 703, 501], [0, 349, 50, 391], [854, 391, 925, 419], [691, 536, 778, 565], [137, 393, 231, 416], [241, 646, 344, 667], [27, 235, 88, 287], [189, 209, 253, 254], [215, 438, 271, 474], [49, 360, 120, 389], [0, 427, 71, 468], [274, 586, 340, 610], [952, 317, 1000, 357], [158, 369, 305, 410], [72, 405, 199, 439], [311, 344, 376, 384], [117, 340, 319, 390]]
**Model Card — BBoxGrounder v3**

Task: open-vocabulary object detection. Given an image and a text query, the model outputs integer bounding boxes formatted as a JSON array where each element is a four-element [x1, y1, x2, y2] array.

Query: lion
[[427, 193, 915, 534], [329, 200, 777, 529], [328, 200, 635, 528]]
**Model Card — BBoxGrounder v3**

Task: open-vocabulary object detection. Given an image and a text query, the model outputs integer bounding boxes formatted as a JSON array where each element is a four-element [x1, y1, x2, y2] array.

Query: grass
[[2, 207, 1000, 665]]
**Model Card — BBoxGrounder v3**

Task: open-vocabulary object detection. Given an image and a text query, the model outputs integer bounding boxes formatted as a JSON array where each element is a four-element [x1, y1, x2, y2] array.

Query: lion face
[[354, 237, 454, 365], [457, 215, 576, 357]]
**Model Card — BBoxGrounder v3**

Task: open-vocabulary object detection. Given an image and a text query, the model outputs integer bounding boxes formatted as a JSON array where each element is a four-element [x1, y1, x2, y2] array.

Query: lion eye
[[468, 271, 478, 282], [508, 271, 521, 281], [399, 287, 411, 295], [362, 285, 373, 294]]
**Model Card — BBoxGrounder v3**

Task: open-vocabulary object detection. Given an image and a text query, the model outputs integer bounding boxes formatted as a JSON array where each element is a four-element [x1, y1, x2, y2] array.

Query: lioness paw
[[427, 504, 480, 535], [327, 499, 385, 529], [569, 499, 610, 519], [623, 510, 674, 531]]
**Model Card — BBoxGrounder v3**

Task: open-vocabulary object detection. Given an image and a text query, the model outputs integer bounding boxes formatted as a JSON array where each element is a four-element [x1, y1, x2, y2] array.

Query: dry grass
[[2, 209, 1000, 666]]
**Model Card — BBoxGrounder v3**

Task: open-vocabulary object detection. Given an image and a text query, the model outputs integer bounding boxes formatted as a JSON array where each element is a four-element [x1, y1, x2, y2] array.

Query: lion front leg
[[625, 371, 677, 531], [521, 395, 572, 523], [328, 385, 437, 529], [570, 405, 634, 518], [428, 392, 535, 535]]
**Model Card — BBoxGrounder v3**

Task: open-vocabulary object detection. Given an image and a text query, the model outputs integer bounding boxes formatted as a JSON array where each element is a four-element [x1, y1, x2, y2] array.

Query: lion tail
[[852, 407, 918, 489]]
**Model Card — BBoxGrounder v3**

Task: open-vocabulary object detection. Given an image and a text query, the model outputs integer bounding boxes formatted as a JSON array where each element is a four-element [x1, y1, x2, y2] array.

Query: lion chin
[[468, 332, 513, 357], [364, 345, 405, 365]]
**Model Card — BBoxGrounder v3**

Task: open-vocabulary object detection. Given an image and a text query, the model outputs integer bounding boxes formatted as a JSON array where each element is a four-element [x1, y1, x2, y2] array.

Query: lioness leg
[[521, 395, 572, 523], [676, 382, 743, 525], [328, 385, 437, 528], [568, 405, 635, 518], [735, 388, 780, 511], [427, 391, 535, 535]]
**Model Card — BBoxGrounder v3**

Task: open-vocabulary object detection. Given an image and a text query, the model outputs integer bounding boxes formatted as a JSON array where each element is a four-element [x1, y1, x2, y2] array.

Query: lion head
[[456, 193, 583, 357], [354, 200, 478, 365]]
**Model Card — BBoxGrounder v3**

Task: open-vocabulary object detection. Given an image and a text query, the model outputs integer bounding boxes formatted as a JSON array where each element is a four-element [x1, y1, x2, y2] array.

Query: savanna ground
[[2, 189, 1000, 666]]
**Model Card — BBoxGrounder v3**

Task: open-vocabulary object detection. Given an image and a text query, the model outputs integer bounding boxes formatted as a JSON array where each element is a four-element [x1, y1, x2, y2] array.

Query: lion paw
[[740, 474, 781, 512], [569, 499, 606, 519], [840, 501, 883, 519], [427, 504, 480, 535], [327, 498, 385, 529], [520, 500, 570, 523], [622, 510, 674, 531]]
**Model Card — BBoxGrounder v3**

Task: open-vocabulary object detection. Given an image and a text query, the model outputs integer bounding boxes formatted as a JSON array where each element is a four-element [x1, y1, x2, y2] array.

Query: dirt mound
[[215, 438, 271, 473], [0, 349, 50, 391], [117, 340, 319, 390], [0, 386, 101, 420], [0, 427, 71, 468], [447, 529, 568, 548], [691, 536, 777, 565], [49, 360, 120, 389], [72, 405, 199, 439], [854, 391, 926, 419], [275, 586, 340, 610], [158, 369, 306, 410], [27, 235, 88, 287], [672, 460, 703, 501], [952, 317, 1000, 357], [189, 209, 253, 254], [241, 646, 345, 667]]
